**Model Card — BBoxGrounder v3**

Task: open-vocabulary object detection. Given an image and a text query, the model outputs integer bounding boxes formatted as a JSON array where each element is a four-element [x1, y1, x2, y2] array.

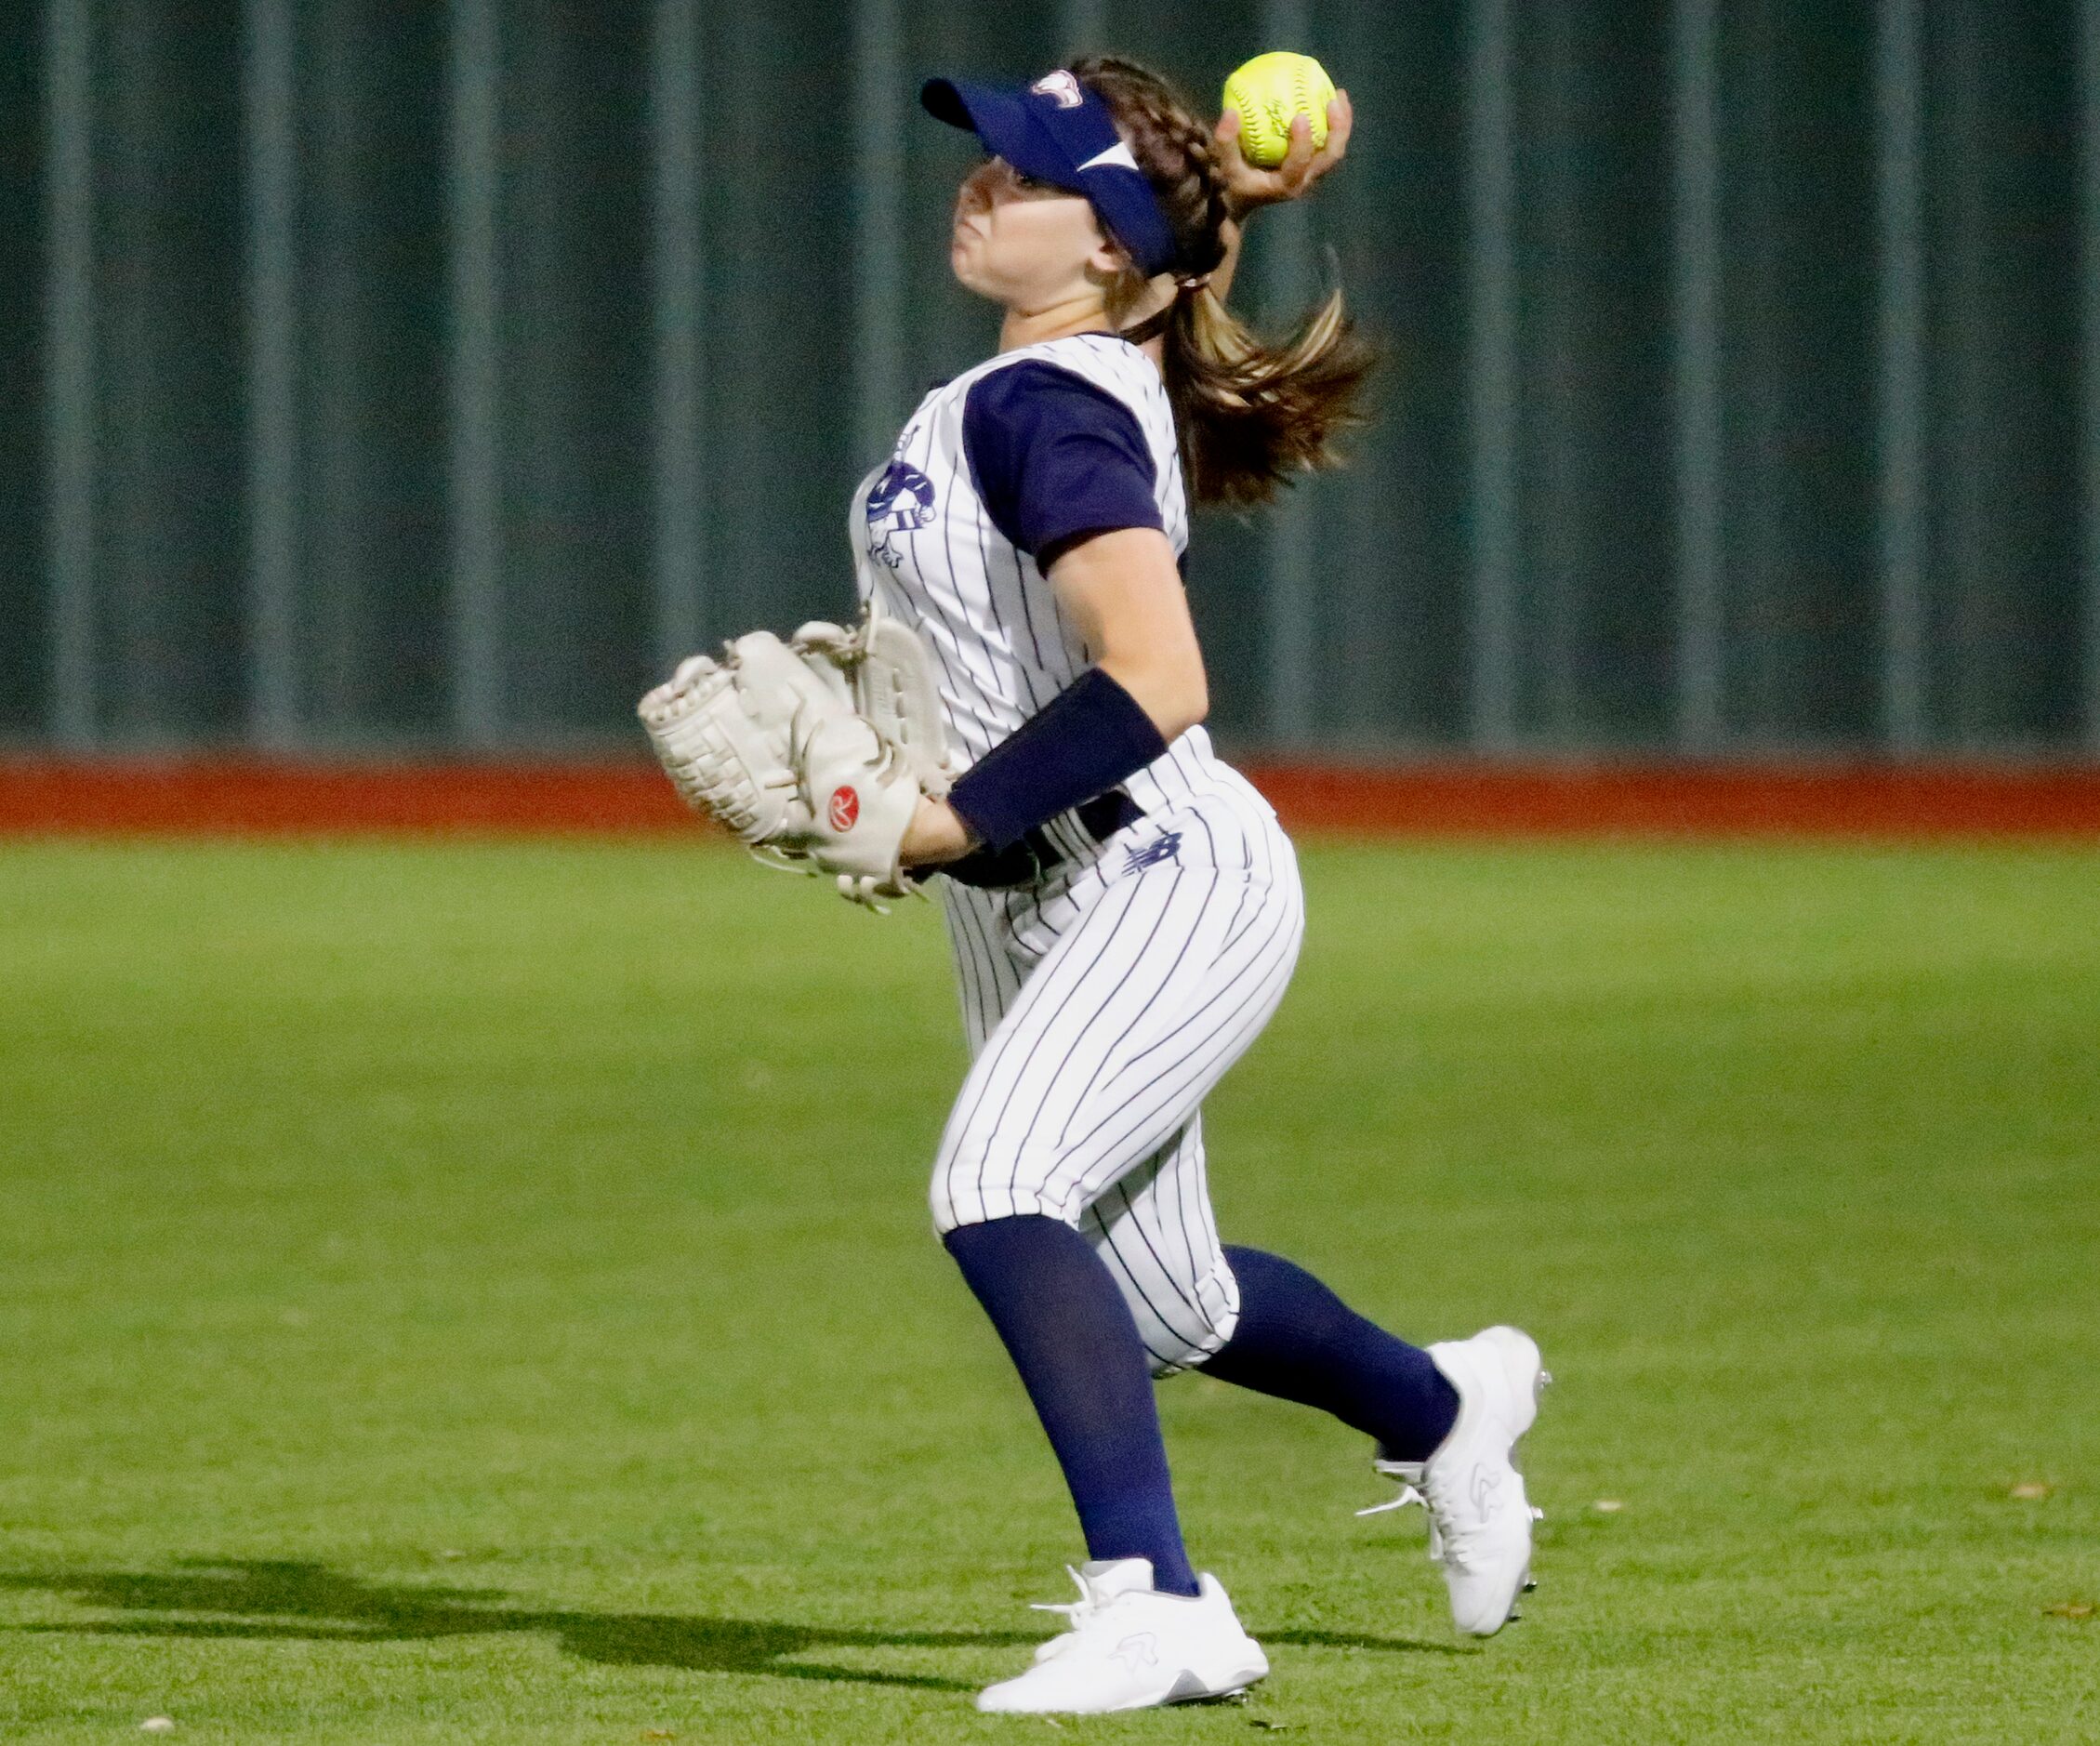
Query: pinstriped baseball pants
[[931, 800, 1306, 1375]]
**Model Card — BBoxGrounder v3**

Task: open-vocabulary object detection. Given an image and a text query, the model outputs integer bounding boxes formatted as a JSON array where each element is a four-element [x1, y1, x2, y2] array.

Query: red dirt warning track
[[3, 758, 2098, 839]]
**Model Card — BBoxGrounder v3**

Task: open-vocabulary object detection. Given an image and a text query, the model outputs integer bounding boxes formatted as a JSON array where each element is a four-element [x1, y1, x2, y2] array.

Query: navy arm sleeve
[[962, 361, 1163, 562]]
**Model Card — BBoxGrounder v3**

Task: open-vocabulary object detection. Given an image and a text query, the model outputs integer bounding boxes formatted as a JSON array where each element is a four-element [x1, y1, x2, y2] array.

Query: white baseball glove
[[638, 600, 957, 910]]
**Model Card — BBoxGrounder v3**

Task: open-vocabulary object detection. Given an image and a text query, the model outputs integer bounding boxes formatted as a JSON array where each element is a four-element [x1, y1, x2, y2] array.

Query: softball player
[[831, 57, 1547, 1713]]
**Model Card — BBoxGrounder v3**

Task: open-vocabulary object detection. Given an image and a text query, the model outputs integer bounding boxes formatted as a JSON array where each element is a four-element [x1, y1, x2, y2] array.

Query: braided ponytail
[[1072, 54, 1375, 508]]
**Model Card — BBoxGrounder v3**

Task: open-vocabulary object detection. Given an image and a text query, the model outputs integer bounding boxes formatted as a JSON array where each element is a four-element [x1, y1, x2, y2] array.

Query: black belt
[[943, 788, 1146, 890]]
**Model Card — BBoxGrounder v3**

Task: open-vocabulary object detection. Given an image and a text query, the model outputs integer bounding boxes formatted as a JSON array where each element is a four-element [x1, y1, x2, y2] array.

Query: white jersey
[[848, 332, 1273, 828], [851, 331, 1304, 1377]]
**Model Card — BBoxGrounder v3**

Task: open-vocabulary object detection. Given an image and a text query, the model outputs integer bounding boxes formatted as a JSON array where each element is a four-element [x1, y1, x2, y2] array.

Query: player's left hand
[[1212, 90, 1353, 219]]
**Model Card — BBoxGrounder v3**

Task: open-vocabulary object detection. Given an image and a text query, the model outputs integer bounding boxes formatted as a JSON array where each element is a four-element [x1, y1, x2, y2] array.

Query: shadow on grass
[[0, 1560, 1030, 1693], [0, 1560, 1461, 1691]]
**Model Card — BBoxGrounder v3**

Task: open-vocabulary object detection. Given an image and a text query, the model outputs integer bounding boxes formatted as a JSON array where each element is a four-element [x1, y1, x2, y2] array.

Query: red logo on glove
[[828, 786, 860, 832]]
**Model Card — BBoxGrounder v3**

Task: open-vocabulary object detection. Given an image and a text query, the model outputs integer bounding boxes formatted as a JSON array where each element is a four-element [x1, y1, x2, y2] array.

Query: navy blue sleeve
[[962, 361, 1164, 561]]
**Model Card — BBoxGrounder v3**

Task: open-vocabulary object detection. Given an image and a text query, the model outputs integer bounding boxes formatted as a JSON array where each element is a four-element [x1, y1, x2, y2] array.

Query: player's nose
[[956, 162, 997, 219]]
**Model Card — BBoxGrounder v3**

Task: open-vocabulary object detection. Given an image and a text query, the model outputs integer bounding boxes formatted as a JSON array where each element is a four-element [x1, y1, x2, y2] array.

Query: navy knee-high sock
[[944, 1215, 1200, 1597], [1202, 1247, 1459, 1461]]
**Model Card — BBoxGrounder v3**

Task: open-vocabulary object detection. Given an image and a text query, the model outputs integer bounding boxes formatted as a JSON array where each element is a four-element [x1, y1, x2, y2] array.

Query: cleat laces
[[1025, 1567, 1123, 1664], [1031, 1566, 1105, 1629], [1358, 1462, 1442, 1561], [1359, 1461, 1544, 1573]]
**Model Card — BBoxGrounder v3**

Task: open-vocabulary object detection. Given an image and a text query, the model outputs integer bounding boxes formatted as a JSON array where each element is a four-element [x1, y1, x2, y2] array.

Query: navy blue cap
[[921, 70, 1179, 278]]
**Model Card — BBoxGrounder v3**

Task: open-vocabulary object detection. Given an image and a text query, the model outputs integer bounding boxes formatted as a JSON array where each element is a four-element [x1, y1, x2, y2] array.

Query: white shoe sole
[[1160, 1663, 1267, 1705], [976, 1657, 1266, 1714]]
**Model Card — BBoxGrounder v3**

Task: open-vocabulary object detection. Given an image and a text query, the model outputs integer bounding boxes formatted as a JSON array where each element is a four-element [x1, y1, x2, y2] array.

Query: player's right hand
[[1212, 89, 1353, 218]]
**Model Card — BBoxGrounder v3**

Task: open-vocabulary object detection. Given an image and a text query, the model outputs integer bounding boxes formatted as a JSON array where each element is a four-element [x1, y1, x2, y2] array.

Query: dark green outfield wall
[[3, 0, 2096, 760]]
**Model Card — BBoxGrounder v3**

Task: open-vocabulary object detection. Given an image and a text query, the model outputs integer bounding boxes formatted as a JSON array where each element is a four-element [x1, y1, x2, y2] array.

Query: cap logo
[[1078, 140, 1140, 175], [1029, 71, 1084, 109], [828, 787, 860, 832]]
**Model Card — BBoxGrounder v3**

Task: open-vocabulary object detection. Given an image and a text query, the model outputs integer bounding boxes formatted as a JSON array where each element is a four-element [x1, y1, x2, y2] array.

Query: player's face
[[950, 157, 1118, 311]]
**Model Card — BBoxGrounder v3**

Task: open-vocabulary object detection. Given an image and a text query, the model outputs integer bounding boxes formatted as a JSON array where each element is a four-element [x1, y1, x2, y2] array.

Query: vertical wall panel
[[9, 0, 59, 736], [1060, 0, 1109, 58], [852, 0, 907, 478], [502, 2, 653, 742], [305, 2, 450, 743], [445, 0, 501, 746], [1874, 0, 1927, 753], [703, 3, 856, 633], [1724, 0, 1878, 747], [1517, 0, 1674, 747], [1258, 0, 1315, 749], [44, 0, 97, 747], [650, 0, 705, 673], [99, 0, 245, 745], [1465, 0, 1519, 749], [243, 0, 299, 747], [1671, 0, 1724, 751], [1327, 0, 1472, 747], [2085, 0, 2100, 752], [1926, 0, 2080, 747]]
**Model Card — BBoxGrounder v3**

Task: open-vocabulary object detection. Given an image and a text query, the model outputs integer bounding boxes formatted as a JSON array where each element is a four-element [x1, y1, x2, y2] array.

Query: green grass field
[[2, 837, 2095, 1744]]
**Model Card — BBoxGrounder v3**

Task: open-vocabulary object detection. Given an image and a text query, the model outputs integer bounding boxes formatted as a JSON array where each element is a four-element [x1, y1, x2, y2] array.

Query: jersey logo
[[1030, 71, 1085, 109], [828, 787, 860, 832], [865, 460, 936, 571], [1124, 831, 1182, 875]]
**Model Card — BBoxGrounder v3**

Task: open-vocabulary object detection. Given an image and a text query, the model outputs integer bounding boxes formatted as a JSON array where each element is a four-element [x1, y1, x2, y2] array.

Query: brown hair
[[1071, 53, 1376, 508]]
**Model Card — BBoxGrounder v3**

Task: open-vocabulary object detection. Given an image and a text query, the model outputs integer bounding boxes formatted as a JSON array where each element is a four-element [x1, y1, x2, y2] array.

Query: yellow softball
[[1222, 51, 1336, 169]]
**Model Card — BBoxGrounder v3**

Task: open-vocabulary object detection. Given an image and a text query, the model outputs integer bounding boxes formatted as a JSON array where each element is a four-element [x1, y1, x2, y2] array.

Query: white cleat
[[1358, 1325, 1550, 1637], [976, 1558, 1269, 1713]]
